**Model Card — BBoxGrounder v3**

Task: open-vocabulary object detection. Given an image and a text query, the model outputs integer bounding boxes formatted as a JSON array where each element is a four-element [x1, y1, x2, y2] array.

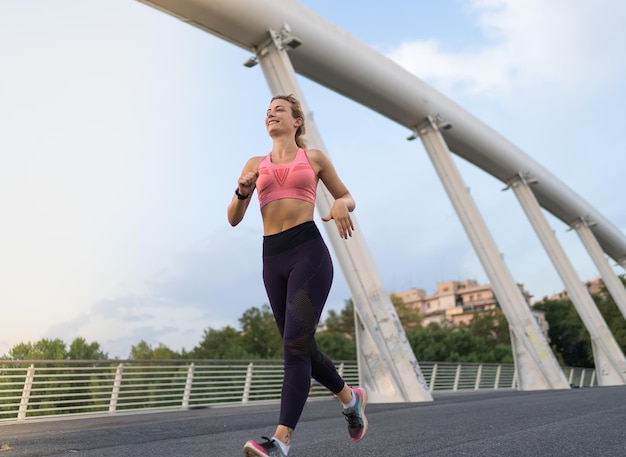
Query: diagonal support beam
[[507, 174, 626, 385], [416, 117, 569, 390], [572, 219, 626, 321]]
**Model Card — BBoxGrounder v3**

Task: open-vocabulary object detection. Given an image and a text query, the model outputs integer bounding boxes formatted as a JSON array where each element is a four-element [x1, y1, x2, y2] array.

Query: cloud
[[387, 0, 626, 98], [43, 226, 271, 358], [47, 295, 205, 359]]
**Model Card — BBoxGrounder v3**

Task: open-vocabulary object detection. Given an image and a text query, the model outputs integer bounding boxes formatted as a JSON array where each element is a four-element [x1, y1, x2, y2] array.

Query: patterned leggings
[[262, 221, 346, 429]]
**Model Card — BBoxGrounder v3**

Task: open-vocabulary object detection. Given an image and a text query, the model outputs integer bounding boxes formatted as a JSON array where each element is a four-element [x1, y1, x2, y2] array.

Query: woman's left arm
[[310, 149, 356, 239]]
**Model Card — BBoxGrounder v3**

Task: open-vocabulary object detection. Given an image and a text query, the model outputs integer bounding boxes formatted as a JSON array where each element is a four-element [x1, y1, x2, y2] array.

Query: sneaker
[[343, 387, 368, 441], [243, 437, 287, 457]]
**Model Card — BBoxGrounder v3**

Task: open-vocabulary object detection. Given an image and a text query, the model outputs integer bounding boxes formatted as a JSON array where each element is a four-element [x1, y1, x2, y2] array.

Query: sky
[[1, 0, 625, 359]]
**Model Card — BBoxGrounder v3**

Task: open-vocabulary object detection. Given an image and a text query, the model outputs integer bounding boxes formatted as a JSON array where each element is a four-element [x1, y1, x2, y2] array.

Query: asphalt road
[[2, 386, 625, 456]]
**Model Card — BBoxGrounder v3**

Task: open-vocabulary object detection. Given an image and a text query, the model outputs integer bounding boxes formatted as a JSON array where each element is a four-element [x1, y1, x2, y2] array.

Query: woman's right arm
[[227, 158, 260, 226]]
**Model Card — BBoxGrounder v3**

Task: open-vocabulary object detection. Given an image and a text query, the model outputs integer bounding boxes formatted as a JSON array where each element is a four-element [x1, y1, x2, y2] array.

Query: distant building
[[393, 279, 548, 339], [548, 277, 604, 300], [394, 280, 497, 326]]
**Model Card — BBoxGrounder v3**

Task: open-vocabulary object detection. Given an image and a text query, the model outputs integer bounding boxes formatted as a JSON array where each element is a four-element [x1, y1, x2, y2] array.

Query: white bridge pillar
[[572, 219, 626, 321], [416, 117, 569, 390], [507, 174, 626, 386], [252, 26, 432, 402]]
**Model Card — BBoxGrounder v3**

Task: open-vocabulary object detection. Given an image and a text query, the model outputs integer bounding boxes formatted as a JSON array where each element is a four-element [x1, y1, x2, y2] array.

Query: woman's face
[[266, 98, 301, 136]]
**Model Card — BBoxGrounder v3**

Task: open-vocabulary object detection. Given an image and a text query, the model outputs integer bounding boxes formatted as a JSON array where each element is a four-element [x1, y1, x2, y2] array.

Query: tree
[[316, 332, 356, 360], [68, 337, 108, 360], [239, 305, 282, 359], [129, 340, 153, 360], [5, 338, 68, 360], [463, 310, 510, 351], [406, 321, 513, 363], [2, 337, 107, 361], [593, 279, 626, 353], [128, 341, 182, 360], [391, 294, 422, 330], [191, 305, 282, 360], [151, 343, 182, 360], [324, 299, 355, 338], [192, 326, 251, 359], [534, 298, 591, 367]]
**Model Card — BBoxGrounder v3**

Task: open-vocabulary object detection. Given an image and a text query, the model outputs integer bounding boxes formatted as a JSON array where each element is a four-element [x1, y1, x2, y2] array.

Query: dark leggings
[[263, 221, 346, 429]]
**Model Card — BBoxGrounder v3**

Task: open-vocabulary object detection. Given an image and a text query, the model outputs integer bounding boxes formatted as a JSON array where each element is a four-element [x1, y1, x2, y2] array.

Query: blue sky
[[1, 0, 625, 358]]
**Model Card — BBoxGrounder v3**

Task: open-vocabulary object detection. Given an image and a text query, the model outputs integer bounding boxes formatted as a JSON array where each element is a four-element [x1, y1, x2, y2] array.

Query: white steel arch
[[136, 0, 626, 265]]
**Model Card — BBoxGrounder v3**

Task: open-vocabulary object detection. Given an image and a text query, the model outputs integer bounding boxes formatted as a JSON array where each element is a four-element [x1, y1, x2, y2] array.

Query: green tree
[[391, 294, 422, 330], [129, 340, 153, 360], [239, 305, 283, 359], [5, 338, 68, 360], [534, 298, 591, 367], [406, 321, 513, 363], [68, 337, 108, 360], [463, 310, 510, 350], [151, 343, 182, 359], [593, 279, 626, 353], [192, 305, 283, 359], [192, 326, 251, 359], [407, 324, 455, 362], [316, 332, 356, 360], [462, 310, 513, 363], [324, 299, 355, 338], [128, 341, 182, 359]]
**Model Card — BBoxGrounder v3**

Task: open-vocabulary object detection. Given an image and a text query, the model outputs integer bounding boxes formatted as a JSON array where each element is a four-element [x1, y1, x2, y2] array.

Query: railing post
[[182, 363, 195, 409], [109, 363, 124, 414], [242, 362, 254, 404], [453, 364, 461, 391], [494, 364, 501, 389], [568, 367, 574, 385], [17, 364, 35, 421], [429, 363, 438, 392], [590, 370, 596, 387], [579, 369, 586, 388], [474, 364, 483, 390]]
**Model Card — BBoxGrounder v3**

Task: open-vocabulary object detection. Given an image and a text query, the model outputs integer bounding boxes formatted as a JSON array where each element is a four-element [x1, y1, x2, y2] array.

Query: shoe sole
[[243, 442, 269, 457]]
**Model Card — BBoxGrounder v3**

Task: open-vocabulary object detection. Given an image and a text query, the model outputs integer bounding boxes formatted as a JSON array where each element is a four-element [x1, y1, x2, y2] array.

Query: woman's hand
[[228, 163, 260, 227], [237, 171, 258, 197], [322, 198, 355, 239]]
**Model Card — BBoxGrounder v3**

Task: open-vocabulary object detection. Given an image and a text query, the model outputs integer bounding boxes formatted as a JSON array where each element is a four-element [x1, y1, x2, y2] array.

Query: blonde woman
[[228, 95, 368, 457]]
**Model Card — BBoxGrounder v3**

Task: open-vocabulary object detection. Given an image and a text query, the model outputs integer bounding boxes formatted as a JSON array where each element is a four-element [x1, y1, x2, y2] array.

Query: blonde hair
[[271, 94, 307, 149]]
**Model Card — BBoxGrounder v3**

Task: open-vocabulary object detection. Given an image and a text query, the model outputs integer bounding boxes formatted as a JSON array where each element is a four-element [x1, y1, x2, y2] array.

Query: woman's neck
[[271, 137, 299, 159]]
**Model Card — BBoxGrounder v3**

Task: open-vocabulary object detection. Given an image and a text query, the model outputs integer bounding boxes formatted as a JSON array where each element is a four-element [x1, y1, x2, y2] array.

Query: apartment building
[[393, 279, 536, 327], [548, 277, 604, 300]]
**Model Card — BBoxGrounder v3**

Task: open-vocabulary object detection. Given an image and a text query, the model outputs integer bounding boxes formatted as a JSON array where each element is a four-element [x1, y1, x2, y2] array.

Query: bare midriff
[[261, 199, 315, 236]]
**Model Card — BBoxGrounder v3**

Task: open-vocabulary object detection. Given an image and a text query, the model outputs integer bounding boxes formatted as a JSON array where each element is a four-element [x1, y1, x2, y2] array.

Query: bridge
[[1, 360, 623, 455], [3, 4, 625, 453]]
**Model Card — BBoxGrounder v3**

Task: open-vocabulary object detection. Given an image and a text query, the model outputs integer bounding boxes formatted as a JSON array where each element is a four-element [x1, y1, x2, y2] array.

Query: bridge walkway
[[2, 386, 625, 456]]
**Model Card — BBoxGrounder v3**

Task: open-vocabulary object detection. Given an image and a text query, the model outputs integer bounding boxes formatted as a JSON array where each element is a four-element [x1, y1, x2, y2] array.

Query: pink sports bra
[[256, 148, 317, 209]]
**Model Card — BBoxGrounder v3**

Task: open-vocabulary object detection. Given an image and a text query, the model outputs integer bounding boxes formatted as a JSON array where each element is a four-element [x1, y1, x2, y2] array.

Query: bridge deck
[[2, 386, 625, 456]]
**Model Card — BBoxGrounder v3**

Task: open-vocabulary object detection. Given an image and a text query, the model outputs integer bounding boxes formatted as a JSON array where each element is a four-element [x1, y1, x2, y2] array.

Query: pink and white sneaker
[[343, 387, 368, 441]]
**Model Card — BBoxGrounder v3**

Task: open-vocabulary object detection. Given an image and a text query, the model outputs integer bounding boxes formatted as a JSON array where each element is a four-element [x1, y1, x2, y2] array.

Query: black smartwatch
[[235, 188, 249, 200]]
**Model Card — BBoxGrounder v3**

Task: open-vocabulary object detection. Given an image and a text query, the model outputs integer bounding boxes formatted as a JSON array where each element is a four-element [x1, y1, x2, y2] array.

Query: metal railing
[[0, 360, 595, 423]]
